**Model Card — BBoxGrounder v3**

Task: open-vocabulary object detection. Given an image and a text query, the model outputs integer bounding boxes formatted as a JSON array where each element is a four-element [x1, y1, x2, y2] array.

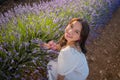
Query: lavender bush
[[0, 0, 120, 79], [0, 38, 58, 79]]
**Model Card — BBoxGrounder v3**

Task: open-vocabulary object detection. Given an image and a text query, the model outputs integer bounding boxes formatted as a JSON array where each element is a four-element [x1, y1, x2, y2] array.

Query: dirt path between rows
[[87, 7, 120, 80]]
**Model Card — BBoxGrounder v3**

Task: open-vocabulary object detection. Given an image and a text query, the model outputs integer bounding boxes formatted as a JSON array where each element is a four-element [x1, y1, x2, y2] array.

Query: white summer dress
[[47, 46, 89, 80]]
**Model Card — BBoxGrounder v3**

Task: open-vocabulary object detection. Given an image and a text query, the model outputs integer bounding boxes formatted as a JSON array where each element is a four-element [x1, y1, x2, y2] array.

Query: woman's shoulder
[[61, 46, 86, 57]]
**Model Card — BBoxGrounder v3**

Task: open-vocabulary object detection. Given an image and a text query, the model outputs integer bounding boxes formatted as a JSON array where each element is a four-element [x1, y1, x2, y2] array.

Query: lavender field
[[0, 0, 120, 79]]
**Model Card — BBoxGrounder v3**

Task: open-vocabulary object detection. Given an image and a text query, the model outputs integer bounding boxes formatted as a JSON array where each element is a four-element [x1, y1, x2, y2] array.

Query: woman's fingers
[[51, 44, 57, 50], [40, 43, 50, 49], [39, 40, 57, 50], [48, 41, 54, 46], [48, 40, 57, 50]]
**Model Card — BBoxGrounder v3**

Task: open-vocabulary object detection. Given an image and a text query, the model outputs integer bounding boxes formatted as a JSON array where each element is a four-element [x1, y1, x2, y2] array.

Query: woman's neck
[[66, 41, 81, 52], [66, 41, 75, 46]]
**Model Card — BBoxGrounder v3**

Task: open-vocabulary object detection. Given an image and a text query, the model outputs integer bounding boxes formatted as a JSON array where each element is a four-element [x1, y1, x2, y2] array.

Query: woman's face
[[64, 21, 82, 43]]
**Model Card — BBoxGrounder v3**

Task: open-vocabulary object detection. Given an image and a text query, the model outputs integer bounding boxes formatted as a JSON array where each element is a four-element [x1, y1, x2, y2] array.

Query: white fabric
[[47, 46, 89, 80]]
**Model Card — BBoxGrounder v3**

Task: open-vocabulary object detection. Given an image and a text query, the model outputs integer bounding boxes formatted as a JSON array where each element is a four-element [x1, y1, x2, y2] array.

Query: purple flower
[[32, 49, 38, 54], [11, 59, 14, 64], [14, 74, 20, 78], [7, 51, 12, 56], [33, 70, 39, 74], [53, 18, 59, 23], [0, 45, 3, 50], [24, 42, 30, 47], [31, 39, 44, 44], [25, 69, 30, 73], [21, 77, 26, 80], [0, 57, 2, 62], [47, 49, 59, 54]]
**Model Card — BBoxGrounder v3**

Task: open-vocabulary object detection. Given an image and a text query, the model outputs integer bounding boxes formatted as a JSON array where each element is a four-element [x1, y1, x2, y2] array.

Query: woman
[[43, 18, 90, 80]]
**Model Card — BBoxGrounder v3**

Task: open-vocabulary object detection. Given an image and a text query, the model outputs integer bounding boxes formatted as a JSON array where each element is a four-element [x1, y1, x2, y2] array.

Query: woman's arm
[[57, 74, 65, 80]]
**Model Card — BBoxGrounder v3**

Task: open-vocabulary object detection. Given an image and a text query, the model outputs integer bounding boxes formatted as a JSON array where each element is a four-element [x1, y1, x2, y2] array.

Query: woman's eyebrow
[[71, 24, 81, 32]]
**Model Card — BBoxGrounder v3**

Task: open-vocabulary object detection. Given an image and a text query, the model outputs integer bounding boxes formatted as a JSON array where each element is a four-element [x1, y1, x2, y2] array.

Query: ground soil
[[87, 8, 120, 80], [0, 1, 120, 80]]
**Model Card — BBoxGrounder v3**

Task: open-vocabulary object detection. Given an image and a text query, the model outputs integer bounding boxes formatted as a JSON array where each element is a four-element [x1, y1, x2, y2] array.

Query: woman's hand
[[48, 40, 57, 50], [41, 40, 57, 50]]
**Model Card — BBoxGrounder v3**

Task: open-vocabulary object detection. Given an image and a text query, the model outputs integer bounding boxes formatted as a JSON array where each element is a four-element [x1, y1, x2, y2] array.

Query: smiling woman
[[45, 18, 90, 80]]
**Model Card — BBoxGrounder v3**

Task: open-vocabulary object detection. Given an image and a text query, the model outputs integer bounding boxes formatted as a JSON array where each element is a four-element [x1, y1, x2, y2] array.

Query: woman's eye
[[75, 31, 79, 34]]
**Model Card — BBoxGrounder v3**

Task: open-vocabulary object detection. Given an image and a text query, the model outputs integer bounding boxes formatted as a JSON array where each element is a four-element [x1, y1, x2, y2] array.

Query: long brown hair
[[57, 18, 90, 54]]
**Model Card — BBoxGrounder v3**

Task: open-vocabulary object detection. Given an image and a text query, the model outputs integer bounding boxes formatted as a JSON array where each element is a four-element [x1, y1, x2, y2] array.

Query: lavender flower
[[32, 49, 38, 54], [0, 45, 3, 50], [0, 57, 2, 62], [14, 74, 20, 78], [31, 39, 44, 44], [47, 49, 59, 54]]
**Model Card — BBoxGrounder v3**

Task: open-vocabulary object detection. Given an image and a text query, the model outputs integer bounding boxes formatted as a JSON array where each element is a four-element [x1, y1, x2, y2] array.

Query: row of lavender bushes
[[0, 0, 120, 79]]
